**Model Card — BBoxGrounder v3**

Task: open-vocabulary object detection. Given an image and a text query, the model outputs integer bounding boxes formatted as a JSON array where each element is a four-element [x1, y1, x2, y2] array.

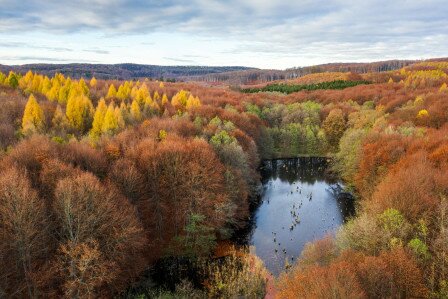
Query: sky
[[0, 0, 447, 69]]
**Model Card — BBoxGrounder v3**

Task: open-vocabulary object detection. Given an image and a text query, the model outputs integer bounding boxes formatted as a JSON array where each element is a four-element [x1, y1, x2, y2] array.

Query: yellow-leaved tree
[[67, 80, 89, 102], [66, 94, 94, 133], [89, 98, 107, 138], [0, 71, 6, 85], [102, 104, 119, 134], [116, 85, 127, 101], [153, 91, 160, 103], [130, 99, 142, 122], [440, 82, 448, 92], [46, 80, 60, 102], [106, 84, 117, 99], [90, 77, 97, 88], [186, 95, 201, 110], [119, 102, 128, 120], [22, 94, 45, 134], [143, 96, 152, 115], [417, 109, 429, 118], [171, 90, 189, 108], [158, 129, 167, 140], [78, 78, 90, 95], [161, 93, 169, 106], [149, 101, 160, 114], [135, 84, 150, 106], [114, 106, 125, 129], [19, 70, 33, 90], [58, 78, 72, 104], [52, 105, 70, 134], [41, 77, 52, 95], [31, 75, 42, 93]]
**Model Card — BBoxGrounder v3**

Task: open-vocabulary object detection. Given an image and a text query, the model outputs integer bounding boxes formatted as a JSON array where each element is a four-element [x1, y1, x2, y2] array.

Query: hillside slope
[[185, 58, 448, 84], [0, 63, 256, 80]]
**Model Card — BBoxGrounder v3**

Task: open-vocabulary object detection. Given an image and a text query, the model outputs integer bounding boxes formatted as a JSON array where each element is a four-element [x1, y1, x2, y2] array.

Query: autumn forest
[[0, 58, 447, 298]]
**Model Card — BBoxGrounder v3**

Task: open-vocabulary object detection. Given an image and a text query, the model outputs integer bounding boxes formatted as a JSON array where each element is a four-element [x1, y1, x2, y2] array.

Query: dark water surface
[[242, 158, 354, 276]]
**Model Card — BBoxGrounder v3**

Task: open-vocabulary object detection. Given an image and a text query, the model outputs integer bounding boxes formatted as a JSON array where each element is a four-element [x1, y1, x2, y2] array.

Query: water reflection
[[244, 157, 354, 276]]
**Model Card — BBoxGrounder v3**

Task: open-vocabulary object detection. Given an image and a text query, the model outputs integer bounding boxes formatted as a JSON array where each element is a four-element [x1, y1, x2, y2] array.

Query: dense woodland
[[0, 64, 254, 81], [240, 80, 371, 94], [0, 60, 448, 298], [183, 59, 424, 85]]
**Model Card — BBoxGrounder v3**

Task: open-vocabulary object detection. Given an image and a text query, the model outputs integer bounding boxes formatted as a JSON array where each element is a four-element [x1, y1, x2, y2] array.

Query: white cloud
[[0, 0, 447, 68]]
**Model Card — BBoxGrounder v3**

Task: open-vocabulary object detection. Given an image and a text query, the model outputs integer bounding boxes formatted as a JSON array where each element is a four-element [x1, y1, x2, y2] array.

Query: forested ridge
[[1, 58, 442, 84], [1, 60, 448, 298], [182, 58, 436, 85], [0, 64, 255, 81]]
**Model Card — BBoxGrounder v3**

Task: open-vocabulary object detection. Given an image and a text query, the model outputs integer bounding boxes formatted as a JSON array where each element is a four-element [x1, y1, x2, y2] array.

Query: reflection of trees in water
[[232, 209, 258, 245], [326, 183, 356, 221], [260, 157, 337, 185]]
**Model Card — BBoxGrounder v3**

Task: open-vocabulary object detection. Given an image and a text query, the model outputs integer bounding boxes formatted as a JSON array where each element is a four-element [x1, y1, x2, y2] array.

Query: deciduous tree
[[53, 173, 147, 295], [0, 167, 50, 298], [66, 94, 94, 133], [102, 103, 119, 134], [322, 108, 346, 151], [90, 77, 97, 88], [90, 98, 107, 138], [22, 94, 45, 134], [130, 99, 142, 122], [106, 84, 117, 99]]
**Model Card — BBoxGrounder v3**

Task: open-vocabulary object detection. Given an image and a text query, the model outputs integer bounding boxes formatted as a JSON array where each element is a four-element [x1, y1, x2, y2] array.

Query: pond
[[241, 157, 354, 276]]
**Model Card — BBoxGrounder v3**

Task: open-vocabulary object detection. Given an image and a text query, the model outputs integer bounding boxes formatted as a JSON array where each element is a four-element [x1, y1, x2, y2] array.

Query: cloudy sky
[[0, 0, 447, 69]]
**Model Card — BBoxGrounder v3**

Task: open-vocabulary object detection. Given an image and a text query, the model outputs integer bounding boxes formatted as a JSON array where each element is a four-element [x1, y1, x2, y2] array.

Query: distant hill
[[1, 58, 447, 84], [0, 63, 256, 81], [183, 59, 423, 85]]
